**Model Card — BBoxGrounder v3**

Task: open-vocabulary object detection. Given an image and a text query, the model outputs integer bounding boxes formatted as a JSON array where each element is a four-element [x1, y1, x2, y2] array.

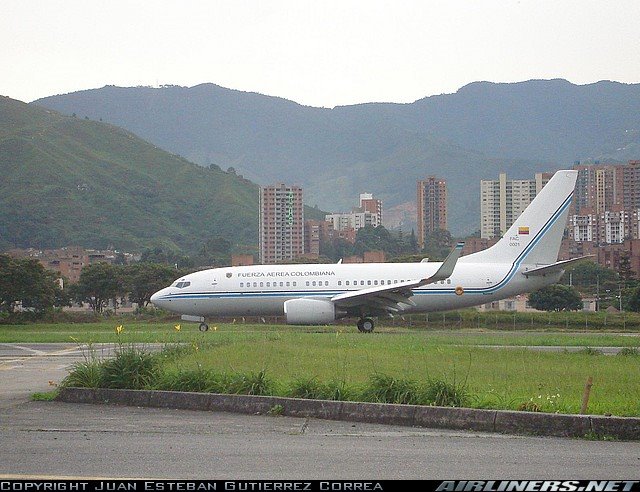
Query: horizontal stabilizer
[[521, 256, 594, 277]]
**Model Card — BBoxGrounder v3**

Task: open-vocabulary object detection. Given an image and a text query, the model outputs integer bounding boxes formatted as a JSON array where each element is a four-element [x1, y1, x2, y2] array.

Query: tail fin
[[463, 170, 577, 265]]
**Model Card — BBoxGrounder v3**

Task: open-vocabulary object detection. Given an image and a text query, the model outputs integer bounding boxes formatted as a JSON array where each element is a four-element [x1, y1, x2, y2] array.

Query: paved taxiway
[[1, 343, 639, 479]]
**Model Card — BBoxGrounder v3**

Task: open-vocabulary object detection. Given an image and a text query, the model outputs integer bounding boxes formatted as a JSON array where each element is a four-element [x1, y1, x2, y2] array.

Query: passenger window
[[280, 282, 284, 287], [325, 281, 329, 286], [240, 282, 243, 288], [394, 280, 398, 284], [361, 280, 365, 285], [447, 279, 451, 284], [253, 282, 257, 288], [286, 282, 290, 287], [374, 280, 378, 285], [346, 281, 349, 286], [293, 282, 297, 286], [312, 281, 316, 286], [260, 282, 264, 287], [306, 281, 310, 286], [266, 282, 270, 287], [338, 281, 342, 286], [367, 280, 371, 286]]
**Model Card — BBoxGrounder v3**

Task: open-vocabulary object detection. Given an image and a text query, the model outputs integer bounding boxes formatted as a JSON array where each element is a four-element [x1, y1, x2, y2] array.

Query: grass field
[[16, 319, 637, 417], [154, 330, 640, 416], [3, 318, 640, 346]]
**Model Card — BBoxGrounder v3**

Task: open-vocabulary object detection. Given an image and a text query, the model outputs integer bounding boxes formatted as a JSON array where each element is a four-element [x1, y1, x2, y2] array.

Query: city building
[[324, 192, 383, 243], [231, 254, 254, 266], [569, 161, 640, 245], [480, 172, 552, 239], [4, 246, 131, 283], [303, 220, 321, 258], [358, 193, 383, 227], [416, 176, 447, 249], [259, 184, 305, 264]]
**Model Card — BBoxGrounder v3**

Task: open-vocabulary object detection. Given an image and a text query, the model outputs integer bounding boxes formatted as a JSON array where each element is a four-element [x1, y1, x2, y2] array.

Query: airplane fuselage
[[151, 261, 560, 318], [151, 170, 578, 331]]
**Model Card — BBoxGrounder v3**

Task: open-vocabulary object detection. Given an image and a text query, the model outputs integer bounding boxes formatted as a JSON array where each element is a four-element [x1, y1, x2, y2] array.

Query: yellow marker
[[174, 324, 181, 331], [115, 325, 124, 334]]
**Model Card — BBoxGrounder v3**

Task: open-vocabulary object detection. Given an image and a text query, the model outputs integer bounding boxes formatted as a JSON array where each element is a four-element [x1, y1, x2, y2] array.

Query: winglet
[[418, 242, 464, 286]]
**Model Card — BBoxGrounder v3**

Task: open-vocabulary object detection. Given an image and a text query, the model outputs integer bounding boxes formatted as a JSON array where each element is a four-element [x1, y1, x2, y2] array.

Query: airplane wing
[[330, 242, 464, 315], [521, 256, 594, 277]]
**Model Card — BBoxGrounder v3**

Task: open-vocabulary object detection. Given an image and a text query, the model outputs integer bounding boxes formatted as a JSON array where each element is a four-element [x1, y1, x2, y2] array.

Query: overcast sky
[[2, 0, 639, 107]]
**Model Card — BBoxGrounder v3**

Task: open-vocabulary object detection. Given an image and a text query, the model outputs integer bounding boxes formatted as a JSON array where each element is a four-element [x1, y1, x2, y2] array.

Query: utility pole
[[619, 283, 623, 311]]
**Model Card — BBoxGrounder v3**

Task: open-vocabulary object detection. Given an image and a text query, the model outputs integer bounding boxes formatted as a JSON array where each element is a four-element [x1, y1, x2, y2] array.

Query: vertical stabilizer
[[462, 170, 577, 265]]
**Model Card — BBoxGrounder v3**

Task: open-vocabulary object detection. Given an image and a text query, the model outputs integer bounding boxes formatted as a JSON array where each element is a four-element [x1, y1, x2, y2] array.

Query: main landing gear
[[357, 317, 375, 333], [199, 322, 209, 332]]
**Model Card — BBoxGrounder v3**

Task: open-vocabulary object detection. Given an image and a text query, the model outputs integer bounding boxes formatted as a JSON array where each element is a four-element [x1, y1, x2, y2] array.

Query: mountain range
[[0, 96, 260, 252], [34, 79, 640, 234]]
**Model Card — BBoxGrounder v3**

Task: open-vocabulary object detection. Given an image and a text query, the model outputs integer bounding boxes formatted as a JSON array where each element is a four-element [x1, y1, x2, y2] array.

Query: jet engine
[[284, 298, 337, 325]]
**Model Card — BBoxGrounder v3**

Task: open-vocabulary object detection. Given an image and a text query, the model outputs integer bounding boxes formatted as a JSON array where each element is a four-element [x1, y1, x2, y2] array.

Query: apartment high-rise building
[[416, 176, 447, 249], [480, 172, 552, 239], [573, 163, 622, 215], [259, 184, 304, 264], [567, 161, 640, 246], [324, 192, 383, 242], [358, 193, 383, 226]]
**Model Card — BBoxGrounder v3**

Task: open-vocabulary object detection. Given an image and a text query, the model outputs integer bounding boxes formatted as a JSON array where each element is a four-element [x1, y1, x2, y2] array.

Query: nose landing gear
[[198, 322, 209, 332], [357, 317, 375, 333]]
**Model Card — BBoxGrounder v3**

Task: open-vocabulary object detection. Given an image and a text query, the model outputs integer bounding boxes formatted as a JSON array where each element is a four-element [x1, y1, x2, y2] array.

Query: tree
[[353, 225, 403, 256], [320, 237, 354, 262], [563, 261, 617, 291], [124, 263, 179, 308], [70, 263, 124, 313], [528, 284, 583, 312], [617, 251, 636, 289], [0, 255, 66, 315], [626, 286, 640, 312], [422, 229, 453, 260], [408, 229, 418, 254]]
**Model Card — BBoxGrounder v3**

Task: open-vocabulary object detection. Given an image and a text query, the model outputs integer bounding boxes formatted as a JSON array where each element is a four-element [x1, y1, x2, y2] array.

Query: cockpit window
[[175, 281, 191, 288]]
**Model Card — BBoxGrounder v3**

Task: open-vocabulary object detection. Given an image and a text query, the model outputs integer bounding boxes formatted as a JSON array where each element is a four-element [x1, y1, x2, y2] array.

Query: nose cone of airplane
[[150, 288, 168, 308]]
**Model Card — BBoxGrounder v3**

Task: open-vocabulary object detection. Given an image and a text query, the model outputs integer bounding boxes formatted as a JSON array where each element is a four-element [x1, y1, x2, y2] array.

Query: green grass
[[10, 320, 640, 417], [151, 329, 640, 416], [31, 390, 59, 401], [2, 318, 640, 346]]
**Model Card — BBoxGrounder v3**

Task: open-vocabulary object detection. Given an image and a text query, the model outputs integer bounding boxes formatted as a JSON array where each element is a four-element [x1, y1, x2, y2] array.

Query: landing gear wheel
[[357, 317, 375, 333], [199, 322, 209, 332]]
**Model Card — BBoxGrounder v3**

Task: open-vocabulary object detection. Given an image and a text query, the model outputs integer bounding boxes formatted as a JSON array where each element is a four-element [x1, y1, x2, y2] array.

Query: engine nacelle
[[284, 298, 337, 325]]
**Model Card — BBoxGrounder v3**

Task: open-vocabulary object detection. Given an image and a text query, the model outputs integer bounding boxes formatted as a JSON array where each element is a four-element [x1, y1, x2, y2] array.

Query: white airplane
[[151, 169, 582, 332]]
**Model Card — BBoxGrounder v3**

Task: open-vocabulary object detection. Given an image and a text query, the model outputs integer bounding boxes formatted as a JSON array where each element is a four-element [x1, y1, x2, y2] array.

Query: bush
[[288, 377, 351, 401], [423, 378, 468, 407], [156, 368, 231, 393], [100, 347, 159, 389], [62, 360, 103, 388], [363, 374, 422, 405], [228, 369, 271, 395], [517, 400, 541, 412], [580, 347, 603, 356], [617, 347, 639, 356]]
